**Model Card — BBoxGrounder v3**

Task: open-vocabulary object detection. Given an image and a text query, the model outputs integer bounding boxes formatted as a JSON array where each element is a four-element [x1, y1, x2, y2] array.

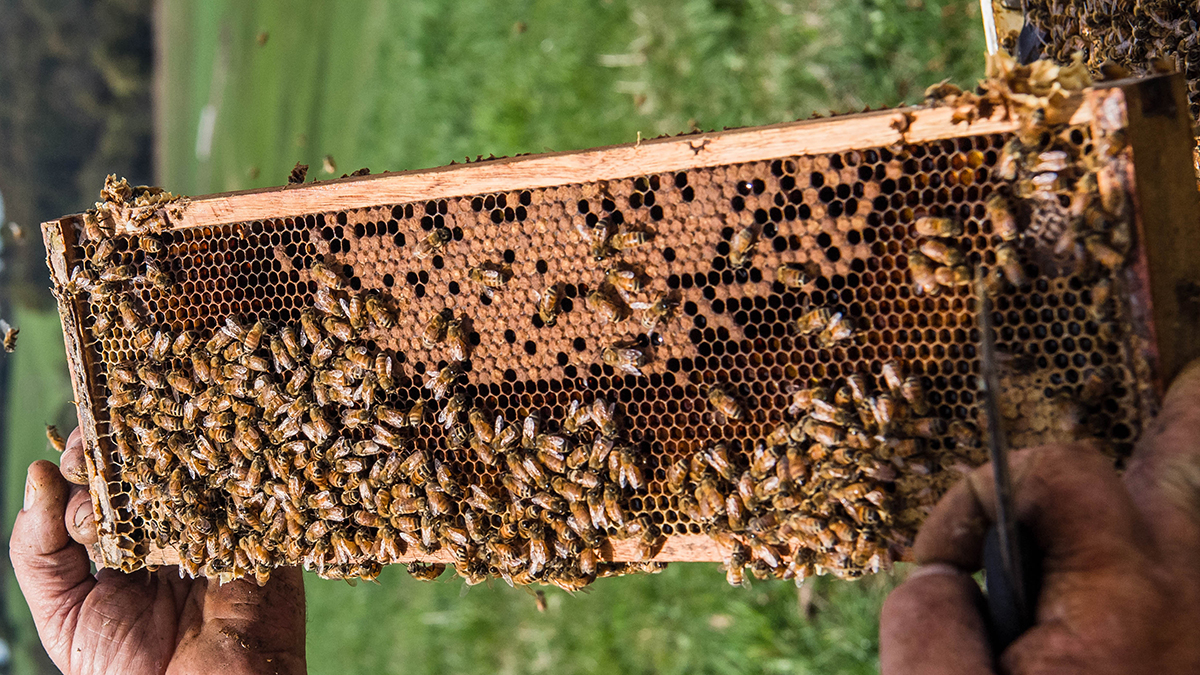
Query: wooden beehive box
[[42, 70, 1200, 588]]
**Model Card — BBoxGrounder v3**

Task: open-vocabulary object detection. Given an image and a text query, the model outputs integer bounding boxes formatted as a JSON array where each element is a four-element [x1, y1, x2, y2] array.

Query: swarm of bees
[[67, 180, 677, 588], [673, 363, 964, 585], [926, 51, 1132, 293], [1017, 1, 1200, 125], [79, 175, 189, 240]]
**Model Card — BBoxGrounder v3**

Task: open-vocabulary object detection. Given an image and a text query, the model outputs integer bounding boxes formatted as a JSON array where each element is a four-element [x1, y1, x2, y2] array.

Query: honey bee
[[278, 325, 301, 359], [694, 478, 725, 522], [995, 243, 1028, 287], [636, 290, 680, 332], [1084, 234, 1125, 271], [445, 319, 470, 362], [985, 193, 1019, 241], [904, 417, 947, 438], [934, 265, 972, 288], [422, 309, 452, 347], [66, 266, 97, 296], [871, 393, 900, 435], [45, 425, 67, 452], [136, 234, 164, 256], [563, 399, 591, 433], [606, 264, 645, 294], [364, 291, 397, 329], [900, 376, 930, 415], [718, 223, 757, 270], [167, 370, 200, 396], [87, 310, 114, 339], [370, 353, 395, 391], [424, 363, 463, 401], [299, 309, 323, 346], [147, 331, 172, 361], [341, 408, 373, 429], [577, 218, 615, 261], [775, 262, 818, 288], [99, 264, 135, 283], [591, 397, 618, 437], [586, 491, 609, 532], [707, 384, 746, 422], [340, 294, 366, 331], [608, 229, 651, 253], [407, 562, 446, 581], [137, 364, 167, 389], [818, 311, 855, 348], [117, 297, 144, 332], [468, 261, 513, 292], [913, 215, 962, 238], [809, 399, 852, 426], [414, 226, 452, 260], [142, 262, 173, 291], [802, 417, 844, 446], [314, 287, 344, 318], [536, 282, 564, 327], [521, 411, 541, 450], [907, 250, 941, 296], [432, 392, 463, 430], [794, 307, 833, 336], [602, 342, 648, 377], [323, 316, 352, 342], [586, 284, 631, 323], [536, 433, 571, 458], [787, 385, 829, 416], [919, 239, 965, 267], [704, 443, 736, 481], [168, 330, 196, 358], [310, 262, 346, 290]]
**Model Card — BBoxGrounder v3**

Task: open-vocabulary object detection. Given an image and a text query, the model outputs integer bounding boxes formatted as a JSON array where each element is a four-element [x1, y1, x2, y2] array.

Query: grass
[[0, 1, 985, 672], [158, 0, 985, 197], [303, 564, 898, 675]]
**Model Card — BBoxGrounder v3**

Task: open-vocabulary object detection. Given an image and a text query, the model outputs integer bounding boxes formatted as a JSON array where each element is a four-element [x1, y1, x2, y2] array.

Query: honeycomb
[[44, 66, 1185, 589]]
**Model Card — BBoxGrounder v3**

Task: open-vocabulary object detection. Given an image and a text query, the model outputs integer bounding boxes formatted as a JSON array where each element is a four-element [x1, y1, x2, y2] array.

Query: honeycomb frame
[[42, 73, 1200, 581]]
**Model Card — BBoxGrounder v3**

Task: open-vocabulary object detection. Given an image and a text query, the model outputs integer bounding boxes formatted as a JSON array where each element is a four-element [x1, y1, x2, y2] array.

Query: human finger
[[1123, 358, 1200, 562], [174, 567, 307, 675], [65, 484, 98, 547], [880, 563, 995, 675], [10, 461, 96, 668], [60, 427, 87, 485], [916, 443, 1147, 574]]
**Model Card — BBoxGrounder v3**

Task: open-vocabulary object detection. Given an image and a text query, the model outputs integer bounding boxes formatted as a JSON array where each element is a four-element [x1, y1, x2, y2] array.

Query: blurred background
[[0, 0, 984, 672]]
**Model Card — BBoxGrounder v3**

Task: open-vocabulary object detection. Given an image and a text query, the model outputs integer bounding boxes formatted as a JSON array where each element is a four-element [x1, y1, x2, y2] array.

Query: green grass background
[[6, 1, 985, 672]]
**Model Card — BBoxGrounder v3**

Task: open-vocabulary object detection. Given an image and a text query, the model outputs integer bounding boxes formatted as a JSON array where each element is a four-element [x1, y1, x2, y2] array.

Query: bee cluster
[[78, 175, 189, 242], [1015, 1, 1200, 123], [69, 226, 677, 587], [923, 52, 1136, 447], [51, 56, 1157, 590], [667, 363, 957, 584]]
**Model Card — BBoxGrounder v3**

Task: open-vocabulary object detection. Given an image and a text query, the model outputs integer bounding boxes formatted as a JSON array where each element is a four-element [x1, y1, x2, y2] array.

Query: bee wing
[[575, 221, 599, 242], [628, 301, 653, 310]]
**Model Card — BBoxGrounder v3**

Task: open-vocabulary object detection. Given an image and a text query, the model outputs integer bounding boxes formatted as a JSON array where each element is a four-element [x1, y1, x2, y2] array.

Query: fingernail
[[909, 562, 968, 581], [23, 471, 35, 511], [73, 504, 92, 531]]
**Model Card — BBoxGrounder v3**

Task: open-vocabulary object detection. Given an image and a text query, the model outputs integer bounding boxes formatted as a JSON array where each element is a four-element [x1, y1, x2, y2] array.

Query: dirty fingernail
[[73, 503, 92, 530], [23, 472, 35, 511]]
